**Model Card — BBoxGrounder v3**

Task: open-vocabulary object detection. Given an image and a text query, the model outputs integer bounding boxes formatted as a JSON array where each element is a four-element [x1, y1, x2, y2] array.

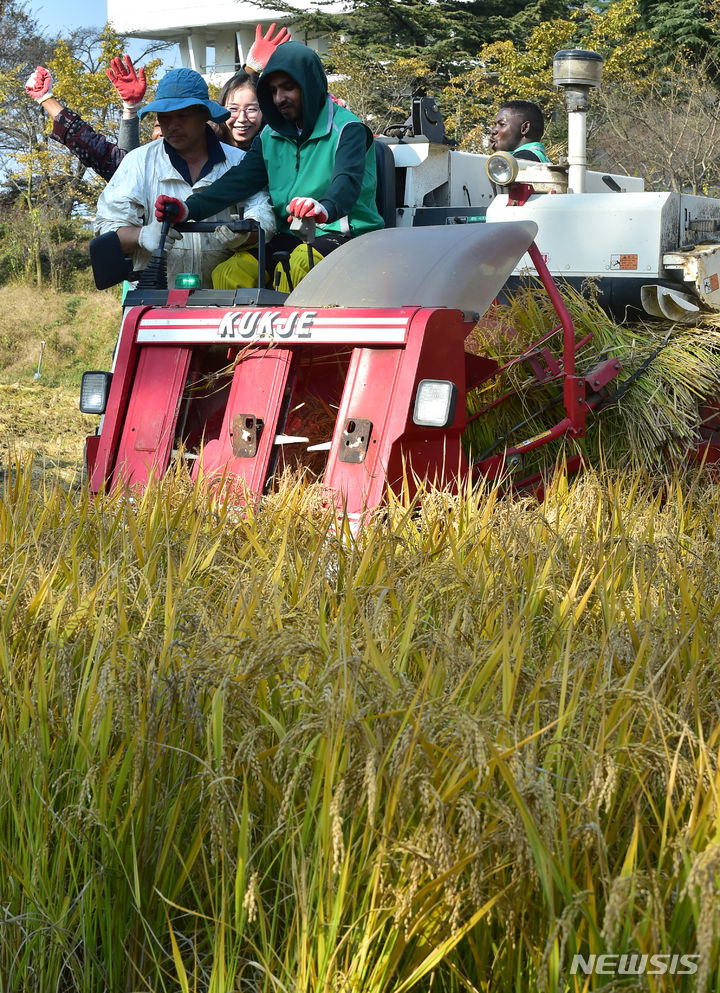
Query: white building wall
[[107, 0, 346, 77]]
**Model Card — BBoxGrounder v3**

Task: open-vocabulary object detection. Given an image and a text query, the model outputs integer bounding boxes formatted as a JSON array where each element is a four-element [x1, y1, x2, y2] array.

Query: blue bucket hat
[[139, 67, 230, 122]]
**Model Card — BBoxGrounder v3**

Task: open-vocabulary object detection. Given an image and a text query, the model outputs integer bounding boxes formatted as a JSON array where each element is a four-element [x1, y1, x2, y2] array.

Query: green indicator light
[[175, 272, 201, 289]]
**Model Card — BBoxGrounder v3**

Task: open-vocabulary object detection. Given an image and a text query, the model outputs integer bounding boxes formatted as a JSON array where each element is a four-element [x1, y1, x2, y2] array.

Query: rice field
[[2, 438, 720, 991]]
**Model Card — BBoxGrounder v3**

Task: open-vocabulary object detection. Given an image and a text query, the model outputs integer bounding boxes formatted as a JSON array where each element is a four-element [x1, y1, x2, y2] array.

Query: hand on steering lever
[[138, 224, 182, 253], [25, 66, 54, 104], [214, 225, 251, 250], [106, 55, 146, 111], [155, 195, 189, 224], [245, 22, 291, 73], [286, 196, 328, 224]]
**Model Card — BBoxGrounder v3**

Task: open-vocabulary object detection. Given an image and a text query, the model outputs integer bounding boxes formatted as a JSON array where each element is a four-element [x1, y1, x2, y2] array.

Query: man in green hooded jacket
[[155, 41, 384, 291]]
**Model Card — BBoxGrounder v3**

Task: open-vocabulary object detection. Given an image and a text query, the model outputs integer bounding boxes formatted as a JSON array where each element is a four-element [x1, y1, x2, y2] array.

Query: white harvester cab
[[380, 51, 720, 323]]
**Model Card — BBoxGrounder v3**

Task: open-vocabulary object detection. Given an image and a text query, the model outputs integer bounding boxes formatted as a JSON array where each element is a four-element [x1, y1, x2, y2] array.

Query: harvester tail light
[[80, 371, 113, 415], [413, 380, 458, 428]]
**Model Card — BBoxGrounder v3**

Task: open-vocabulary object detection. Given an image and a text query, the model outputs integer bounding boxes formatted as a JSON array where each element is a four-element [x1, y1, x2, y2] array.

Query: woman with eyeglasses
[[211, 26, 292, 288], [219, 71, 264, 151]]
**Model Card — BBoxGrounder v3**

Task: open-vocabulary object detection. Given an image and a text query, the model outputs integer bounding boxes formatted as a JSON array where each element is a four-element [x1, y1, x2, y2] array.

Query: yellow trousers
[[211, 250, 262, 290], [271, 244, 323, 293], [211, 244, 324, 292]]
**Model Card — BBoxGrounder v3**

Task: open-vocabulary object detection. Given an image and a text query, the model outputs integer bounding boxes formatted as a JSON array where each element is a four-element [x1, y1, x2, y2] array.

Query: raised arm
[[244, 22, 291, 74], [25, 65, 131, 181], [106, 55, 146, 152]]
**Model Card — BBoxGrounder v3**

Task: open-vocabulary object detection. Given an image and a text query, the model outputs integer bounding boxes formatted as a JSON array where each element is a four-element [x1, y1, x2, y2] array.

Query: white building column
[[235, 27, 255, 68], [187, 30, 208, 73]]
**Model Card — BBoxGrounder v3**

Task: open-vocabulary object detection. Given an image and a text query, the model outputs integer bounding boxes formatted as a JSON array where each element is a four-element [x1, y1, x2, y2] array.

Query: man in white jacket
[[95, 67, 275, 288]]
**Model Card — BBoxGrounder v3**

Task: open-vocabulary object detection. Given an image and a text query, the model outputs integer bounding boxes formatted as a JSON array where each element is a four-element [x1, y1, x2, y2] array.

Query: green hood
[[257, 42, 328, 141]]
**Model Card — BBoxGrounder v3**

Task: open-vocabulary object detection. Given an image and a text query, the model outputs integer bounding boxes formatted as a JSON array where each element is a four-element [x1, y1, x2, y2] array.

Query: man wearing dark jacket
[[489, 101, 549, 163], [155, 41, 383, 291]]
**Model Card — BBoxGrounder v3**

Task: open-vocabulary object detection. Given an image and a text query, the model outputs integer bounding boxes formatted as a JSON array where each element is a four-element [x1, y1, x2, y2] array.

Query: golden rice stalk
[[464, 282, 720, 472]]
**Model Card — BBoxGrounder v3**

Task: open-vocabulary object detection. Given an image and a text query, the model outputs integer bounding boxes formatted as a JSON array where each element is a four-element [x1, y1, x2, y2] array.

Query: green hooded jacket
[[185, 42, 384, 238]]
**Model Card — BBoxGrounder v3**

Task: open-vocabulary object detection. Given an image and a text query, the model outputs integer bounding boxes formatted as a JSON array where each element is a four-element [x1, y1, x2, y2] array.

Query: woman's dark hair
[[213, 71, 259, 144], [219, 70, 257, 108]]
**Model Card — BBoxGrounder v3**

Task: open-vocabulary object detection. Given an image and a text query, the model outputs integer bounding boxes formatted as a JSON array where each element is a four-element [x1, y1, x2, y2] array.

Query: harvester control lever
[[90, 218, 266, 292], [289, 215, 317, 243], [288, 216, 318, 275]]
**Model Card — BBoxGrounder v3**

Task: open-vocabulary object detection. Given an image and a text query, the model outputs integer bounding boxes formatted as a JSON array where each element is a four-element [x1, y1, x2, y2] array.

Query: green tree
[[326, 41, 433, 132], [0, 23, 164, 285], [638, 0, 720, 59], [256, 0, 578, 72], [440, 0, 657, 150]]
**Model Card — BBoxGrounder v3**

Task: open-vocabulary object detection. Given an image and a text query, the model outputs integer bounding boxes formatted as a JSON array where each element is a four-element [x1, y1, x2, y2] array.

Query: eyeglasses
[[228, 104, 261, 120]]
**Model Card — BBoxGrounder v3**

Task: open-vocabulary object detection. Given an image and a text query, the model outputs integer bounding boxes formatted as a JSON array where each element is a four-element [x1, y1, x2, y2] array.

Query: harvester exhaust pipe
[[553, 49, 603, 194]]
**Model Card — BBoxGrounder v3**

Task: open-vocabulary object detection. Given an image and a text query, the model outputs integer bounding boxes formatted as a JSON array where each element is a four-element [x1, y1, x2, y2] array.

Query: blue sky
[[29, 0, 110, 38], [27, 0, 179, 68]]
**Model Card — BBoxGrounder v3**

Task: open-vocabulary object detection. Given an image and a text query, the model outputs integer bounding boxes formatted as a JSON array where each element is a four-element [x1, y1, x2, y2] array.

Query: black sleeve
[[318, 122, 371, 222], [50, 107, 126, 181]]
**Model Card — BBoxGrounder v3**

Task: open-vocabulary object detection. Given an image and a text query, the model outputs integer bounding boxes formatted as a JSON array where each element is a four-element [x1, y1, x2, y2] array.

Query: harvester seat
[[374, 139, 397, 228], [285, 220, 538, 318]]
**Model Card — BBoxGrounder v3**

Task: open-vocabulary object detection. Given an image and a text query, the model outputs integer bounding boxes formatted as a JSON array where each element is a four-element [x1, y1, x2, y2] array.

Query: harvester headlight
[[486, 151, 519, 187], [413, 380, 458, 428], [80, 371, 112, 415]]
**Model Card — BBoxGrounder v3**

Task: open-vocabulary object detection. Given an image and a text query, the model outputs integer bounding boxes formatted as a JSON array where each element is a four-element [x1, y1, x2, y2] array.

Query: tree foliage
[[438, 0, 657, 150], [593, 55, 720, 193], [638, 0, 720, 59], [0, 5, 165, 285], [260, 0, 578, 72], [0, 0, 50, 72], [327, 43, 434, 133], [0, 25, 163, 216]]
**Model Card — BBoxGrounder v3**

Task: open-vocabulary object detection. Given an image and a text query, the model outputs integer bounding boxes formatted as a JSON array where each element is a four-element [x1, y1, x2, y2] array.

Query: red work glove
[[106, 55, 146, 115], [154, 195, 189, 223], [286, 196, 329, 224], [245, 22, 291, 73], [25, 66, 54, 104], [330, 93, 348, 108]]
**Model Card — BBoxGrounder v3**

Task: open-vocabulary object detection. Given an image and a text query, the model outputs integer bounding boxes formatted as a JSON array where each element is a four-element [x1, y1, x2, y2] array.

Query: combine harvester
[[82, 49, 720, 521]]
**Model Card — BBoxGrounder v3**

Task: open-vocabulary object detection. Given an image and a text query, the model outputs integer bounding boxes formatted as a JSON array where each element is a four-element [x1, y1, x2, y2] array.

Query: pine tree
[[638, 0, 720, 59], [255, 0, 576, 72]]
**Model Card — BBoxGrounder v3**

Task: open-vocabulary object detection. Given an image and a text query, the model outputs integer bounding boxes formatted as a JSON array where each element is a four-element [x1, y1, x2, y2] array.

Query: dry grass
[[0, 283, 119, 386], [0, 382, 94, 487]]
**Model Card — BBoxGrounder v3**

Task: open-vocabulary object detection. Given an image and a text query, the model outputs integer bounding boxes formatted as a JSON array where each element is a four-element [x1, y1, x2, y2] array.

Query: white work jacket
[[94, 137, 276, 287]]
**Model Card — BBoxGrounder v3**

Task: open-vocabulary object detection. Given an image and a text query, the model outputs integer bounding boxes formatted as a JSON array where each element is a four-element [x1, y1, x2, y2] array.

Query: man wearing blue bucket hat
[[95, 67, 275, 288]]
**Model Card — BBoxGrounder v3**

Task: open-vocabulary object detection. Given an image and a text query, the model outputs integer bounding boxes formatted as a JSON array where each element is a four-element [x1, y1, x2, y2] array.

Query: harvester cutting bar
[[86, 295, 477, 517], [84, 220, 627, 516]]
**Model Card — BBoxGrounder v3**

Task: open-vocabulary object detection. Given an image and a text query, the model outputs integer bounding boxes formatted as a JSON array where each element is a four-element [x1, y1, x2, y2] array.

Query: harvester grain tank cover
[[284, 221, 538, 315]]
